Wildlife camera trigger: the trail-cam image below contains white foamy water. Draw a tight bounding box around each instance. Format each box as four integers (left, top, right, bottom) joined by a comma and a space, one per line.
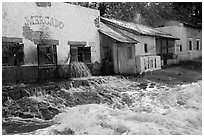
22, 81, 202, 135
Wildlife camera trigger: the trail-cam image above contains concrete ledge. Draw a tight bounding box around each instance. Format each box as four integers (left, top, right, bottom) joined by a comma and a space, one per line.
2, 66, 38, 85
3, 63, 101, 85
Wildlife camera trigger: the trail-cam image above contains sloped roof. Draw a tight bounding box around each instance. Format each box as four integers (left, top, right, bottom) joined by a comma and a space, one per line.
182, 21, 202, 29
101, 17, 180, 40
99, 22, 139, 44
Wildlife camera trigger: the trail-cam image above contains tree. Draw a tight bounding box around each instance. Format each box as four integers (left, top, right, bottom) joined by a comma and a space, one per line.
66, 2, 202, 26
173, 2, 202, 24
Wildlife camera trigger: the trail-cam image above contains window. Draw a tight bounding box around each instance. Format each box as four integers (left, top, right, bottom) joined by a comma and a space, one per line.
196, 39, 200, 50
180, 45, 182, 52
127, 47, 132, 59
70, 42, 91, 63
188, 38, 193, 50
2, 37, 24, 66
144, 44, 148, 53
78, 47, 91, 63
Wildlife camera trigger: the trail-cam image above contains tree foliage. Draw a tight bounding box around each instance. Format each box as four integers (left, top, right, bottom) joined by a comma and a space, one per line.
66, 2, 202, 26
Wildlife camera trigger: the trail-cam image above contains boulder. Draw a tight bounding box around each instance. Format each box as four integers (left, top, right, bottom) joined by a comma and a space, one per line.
39, 108, 54, 120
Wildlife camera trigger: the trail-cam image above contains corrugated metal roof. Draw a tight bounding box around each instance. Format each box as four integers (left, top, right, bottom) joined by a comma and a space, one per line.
101, 17, 180, 40
99, 22, 139, 44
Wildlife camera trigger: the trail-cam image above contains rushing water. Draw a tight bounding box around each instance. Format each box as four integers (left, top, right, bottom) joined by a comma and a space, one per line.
2, 76, 202, 135
2, 117, 53, 134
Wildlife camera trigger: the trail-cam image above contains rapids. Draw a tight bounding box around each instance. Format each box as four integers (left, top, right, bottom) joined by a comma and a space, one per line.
2, 75, 202, 135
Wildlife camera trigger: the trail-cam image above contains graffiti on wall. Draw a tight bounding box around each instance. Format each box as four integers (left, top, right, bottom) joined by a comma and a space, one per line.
25, 16, 64, 29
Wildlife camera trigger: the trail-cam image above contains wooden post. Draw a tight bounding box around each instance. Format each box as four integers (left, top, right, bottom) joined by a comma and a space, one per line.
37, 45, 40, 83
117, 44, 119, 74
160, 38, 162, 58
53, 45, 58, 79
166, 40, 169, 54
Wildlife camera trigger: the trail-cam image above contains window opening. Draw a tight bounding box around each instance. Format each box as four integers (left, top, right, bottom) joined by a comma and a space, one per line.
196, 39, 200, 50
2, 41, 24, 66
144, 44, 148, 53
180, 45, 182, 52
188, 39, 193, 50
127, 47, 132, 59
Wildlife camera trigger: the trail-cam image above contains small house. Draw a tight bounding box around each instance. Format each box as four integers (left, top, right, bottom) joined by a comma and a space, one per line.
99, 17, 179, 74
99, 22, 139, 74
154, 20, 202, 62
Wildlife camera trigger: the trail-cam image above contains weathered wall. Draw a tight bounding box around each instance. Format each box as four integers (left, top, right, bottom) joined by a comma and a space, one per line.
186, 27, 202, 59
115, 29, 157, 56
100, 33, 136, 74
134, 35, 156, 56
156, 26, 189, 61
156, 25, 202, 61
2, 66, 38, 84
2, 2, 100, 65
99, 33, 115, 74
99, 33, 115, 62
156, 26, 185, 54
117, 44, 136, 74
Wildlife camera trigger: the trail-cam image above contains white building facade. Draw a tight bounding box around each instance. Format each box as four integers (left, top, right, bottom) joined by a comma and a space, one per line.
155, 20, 202, 62
2, 2, 101, 65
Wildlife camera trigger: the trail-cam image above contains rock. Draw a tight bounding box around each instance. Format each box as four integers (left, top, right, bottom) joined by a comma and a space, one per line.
8, 89, 30, 100
138, 83, 148, 89
39, 108, 54, 120
21, 89, 30, 97
177, 73, 181, 75
17, 111, 34, 118
81, 80, 89, 86
2, 108, 8, 117
43, 85, 58, 90
111, 92, 122, 98
54, 128, 75, 135
121, 93, 132, 106
149, 83, 155, 88
176, 94, 188, 105
8, 89, 22, 100
19, 83, 26, 87
47, 107, 60, 116
2, 92, 9, 102
177, 100, 185, 105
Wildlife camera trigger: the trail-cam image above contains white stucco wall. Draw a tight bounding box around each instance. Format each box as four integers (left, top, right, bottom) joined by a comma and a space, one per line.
156, 25, 202, 61
156, 26, 186, 54
2, 2, 100, 65
186, 27, 202, 59
134, 35, 156, 56
114, 29, 157, 56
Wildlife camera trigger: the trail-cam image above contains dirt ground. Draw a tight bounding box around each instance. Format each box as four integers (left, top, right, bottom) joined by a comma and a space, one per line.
2, 61, 202, 135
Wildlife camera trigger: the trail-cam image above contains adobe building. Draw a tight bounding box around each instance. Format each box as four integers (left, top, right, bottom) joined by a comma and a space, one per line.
154, 20, 202, 62
99, 17, 179, 74
2, 2, 100, 84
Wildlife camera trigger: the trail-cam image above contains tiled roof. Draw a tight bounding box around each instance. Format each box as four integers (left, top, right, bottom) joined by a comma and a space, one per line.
101, 17, 180, 40
99, 22, 139, 44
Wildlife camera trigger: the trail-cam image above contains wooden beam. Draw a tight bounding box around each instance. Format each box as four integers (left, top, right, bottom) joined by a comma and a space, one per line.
68, 41, 86, 45
34, 39, 59, 45
166, 40, 169, 53
2, 37, 23, 43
